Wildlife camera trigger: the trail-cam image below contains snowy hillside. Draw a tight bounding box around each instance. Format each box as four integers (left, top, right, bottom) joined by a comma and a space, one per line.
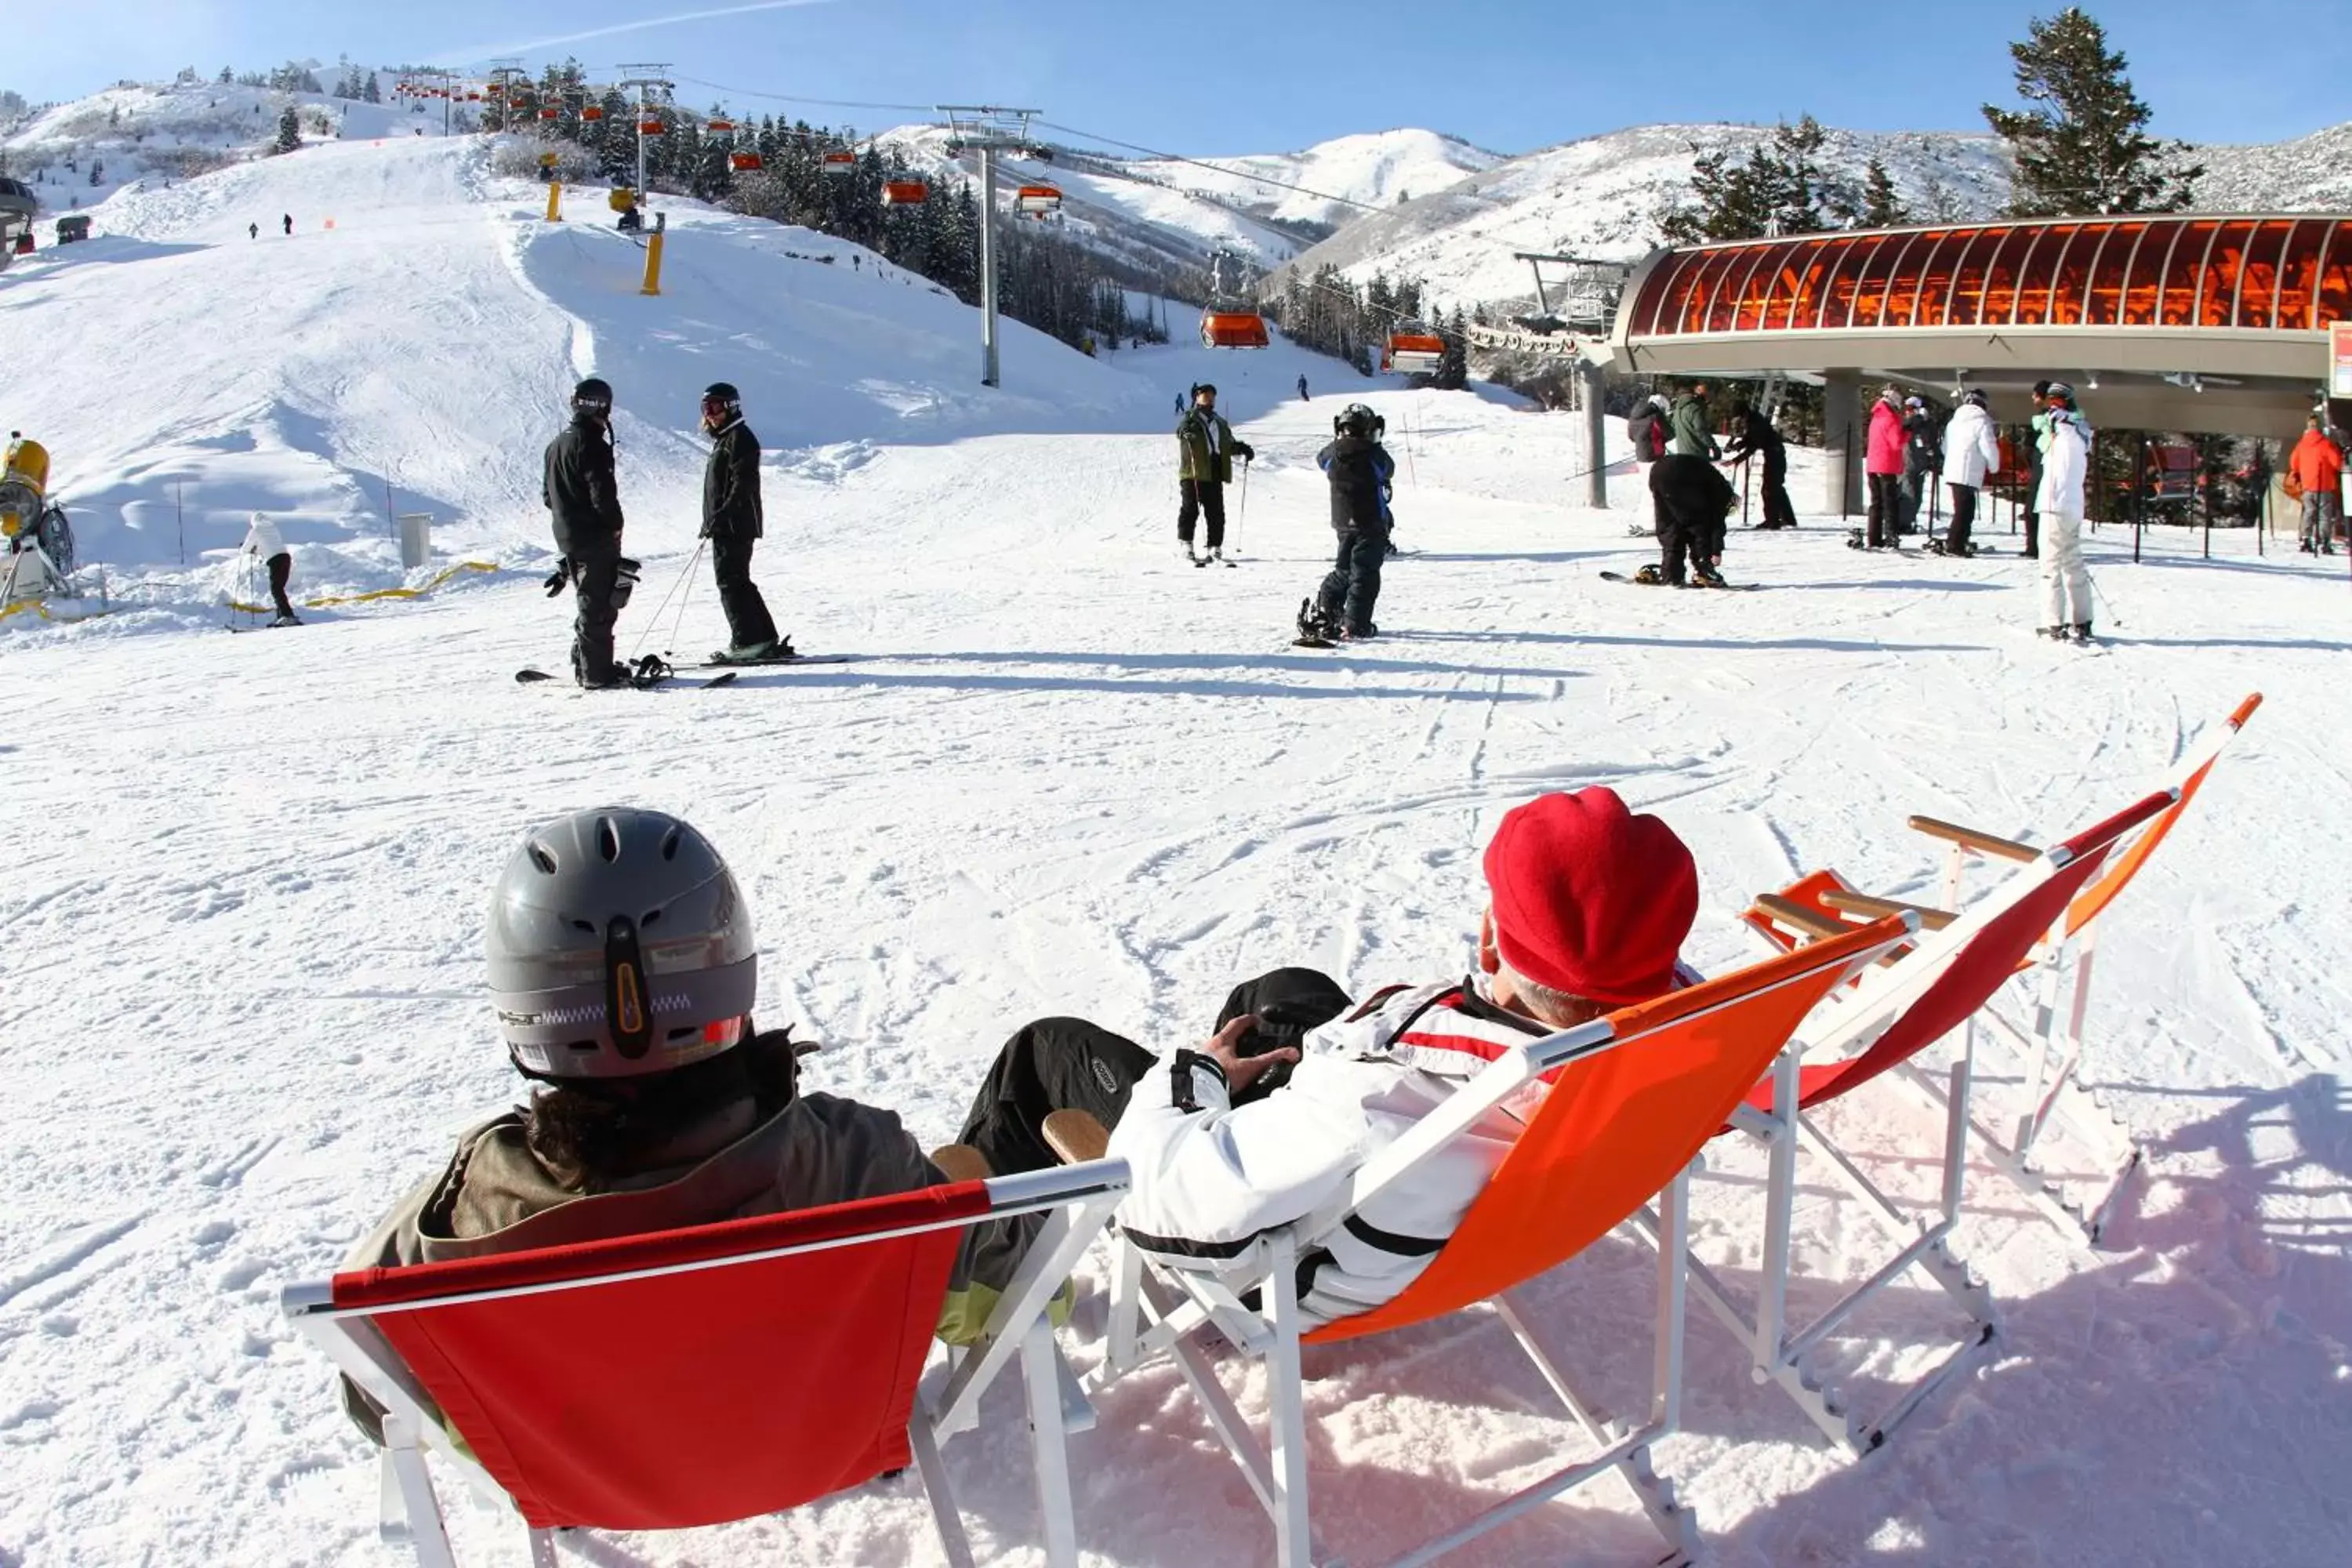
1276, 122, 2016, 311
0, 129, 1353, 626
1122, 128, 1504, 229
2195, 121, 2352, 212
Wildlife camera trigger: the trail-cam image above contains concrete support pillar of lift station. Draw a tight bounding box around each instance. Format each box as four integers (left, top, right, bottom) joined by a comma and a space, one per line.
1822, 369, 1863, 517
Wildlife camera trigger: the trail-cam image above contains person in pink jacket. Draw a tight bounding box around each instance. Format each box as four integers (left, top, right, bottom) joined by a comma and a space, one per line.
1861, 385, 1907, 550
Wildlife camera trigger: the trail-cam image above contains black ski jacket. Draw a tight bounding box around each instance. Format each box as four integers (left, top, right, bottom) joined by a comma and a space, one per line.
543, 413, 624, 556
702, 419, 764, 541
1317, 434, 1395, 532
1649, 453, 1737, 520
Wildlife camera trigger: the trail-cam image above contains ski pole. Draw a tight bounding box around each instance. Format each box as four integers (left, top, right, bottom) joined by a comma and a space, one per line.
1235, 459, 1250, 557
626, 544, 699, 662
664, 539, 705, 655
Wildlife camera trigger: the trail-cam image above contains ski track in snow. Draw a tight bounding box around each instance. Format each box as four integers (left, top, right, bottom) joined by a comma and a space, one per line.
3, 136, 2352, 1568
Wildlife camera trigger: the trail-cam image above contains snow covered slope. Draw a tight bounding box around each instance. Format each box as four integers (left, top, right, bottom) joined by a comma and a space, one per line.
1122, 128, 1504, 228
0, 130, 1352, 620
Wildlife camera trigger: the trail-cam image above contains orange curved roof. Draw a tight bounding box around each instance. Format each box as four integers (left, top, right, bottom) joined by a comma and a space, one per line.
1625, 215, 2352, 340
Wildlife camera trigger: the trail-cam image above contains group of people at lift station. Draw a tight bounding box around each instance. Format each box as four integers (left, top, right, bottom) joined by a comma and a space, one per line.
1167, 382, 1399, 648
540, 377, 786, 688
341, 783, 1699, 1415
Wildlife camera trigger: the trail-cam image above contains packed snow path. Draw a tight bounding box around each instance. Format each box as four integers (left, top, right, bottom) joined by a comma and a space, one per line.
5, 138, 2351, 1568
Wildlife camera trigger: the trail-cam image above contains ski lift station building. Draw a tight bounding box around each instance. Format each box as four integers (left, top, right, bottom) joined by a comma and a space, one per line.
1605, 212, 2352, 510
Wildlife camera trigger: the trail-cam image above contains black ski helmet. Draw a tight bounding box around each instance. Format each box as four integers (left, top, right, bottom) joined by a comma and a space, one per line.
702, 382, 741, 409
487, 808, 758, 1082
1192, 382, 1217, 400
572, 377, 613, 414
1335, 402, 1383, 438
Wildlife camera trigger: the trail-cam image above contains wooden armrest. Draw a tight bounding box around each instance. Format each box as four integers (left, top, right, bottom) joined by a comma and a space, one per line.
1751, 892, 1851, 942
1042, 1109, 1112, 1166
1820, 888, 1958, 931
1906, 814, 2039, 863
929, 1144, 993, 1184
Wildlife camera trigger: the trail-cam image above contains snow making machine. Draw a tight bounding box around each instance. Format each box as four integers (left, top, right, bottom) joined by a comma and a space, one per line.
0, 177, 38, 270
1, 434, 76, 603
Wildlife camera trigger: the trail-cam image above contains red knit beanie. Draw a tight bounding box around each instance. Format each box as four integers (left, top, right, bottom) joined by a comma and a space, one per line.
1483, 788, 1699, 1007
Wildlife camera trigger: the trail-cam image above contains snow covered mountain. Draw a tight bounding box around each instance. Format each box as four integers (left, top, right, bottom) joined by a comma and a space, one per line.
1119, 128, 1504, 230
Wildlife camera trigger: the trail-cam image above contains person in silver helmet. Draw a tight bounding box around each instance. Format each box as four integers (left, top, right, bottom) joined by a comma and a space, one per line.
343, 808, 945, 1270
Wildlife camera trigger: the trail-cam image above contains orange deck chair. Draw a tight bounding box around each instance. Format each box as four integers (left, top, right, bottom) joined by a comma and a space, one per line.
1750, 693, 2260, 1239
285, 1162, 1129, 1568
1668, 789, 2175, 1453
1076, 915, 1914, 1568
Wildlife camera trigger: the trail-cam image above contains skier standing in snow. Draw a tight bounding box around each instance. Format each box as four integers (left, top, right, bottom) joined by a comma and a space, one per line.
281, 213, 292, 236
1625, 394, 1671, 537
1936, 389, 2001, 557
1898, 396, 1940, 535
1174, 383, 1253, 566
1297, 374, 1310, 401
1642, 455, 1735, 587
543, 377, 632, 688
699, 383, 783, 662
945, 787, 1702, 1329
2021, 379, 2052, 558
242, 512, 299, 626
1861, 386, 1907, 549
2290, 412, 2343, 555
1302, 403, 1395, 640
1723, 401, 1795, 529
2034, 382, 2096, 641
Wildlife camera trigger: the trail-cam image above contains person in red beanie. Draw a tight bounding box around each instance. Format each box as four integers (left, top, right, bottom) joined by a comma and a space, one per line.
949, 786, 1700, 1328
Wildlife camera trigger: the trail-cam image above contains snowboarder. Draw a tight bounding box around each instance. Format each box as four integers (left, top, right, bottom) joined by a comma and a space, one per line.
944, 787, 1702, 1330
543, 376, 633, 688
1668, 383, 1721, 459
248, 222, 258, 240
1936, 390, 2001, 557
1724, 402, 1795, 529
281, 213, 292, 236
332, 806, 1006, 1425
2034, 382, 2096, 642
699, 383, 783, 662
1643, 454, 1735, 587
1862, 385, 1906, 549
1303, 403, 1395, 641
242, 511, 299, 625
1899, 396, 1940, 534
1297, 374, 1309, 401
1175, 383, 1253, 566
2290, 412, 2343, 554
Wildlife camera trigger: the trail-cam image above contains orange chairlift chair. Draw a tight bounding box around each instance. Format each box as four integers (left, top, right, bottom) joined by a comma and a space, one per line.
1064, 916, 1914, 1567
1383, 324, 1447, 376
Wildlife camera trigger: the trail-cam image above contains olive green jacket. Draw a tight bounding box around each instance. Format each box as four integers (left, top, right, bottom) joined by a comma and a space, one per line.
1177, 408, 1251, 483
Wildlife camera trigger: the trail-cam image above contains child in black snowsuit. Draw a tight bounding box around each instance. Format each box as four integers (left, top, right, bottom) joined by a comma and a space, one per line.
1308, 405, 1397, 639
1645, 455, 1736, 586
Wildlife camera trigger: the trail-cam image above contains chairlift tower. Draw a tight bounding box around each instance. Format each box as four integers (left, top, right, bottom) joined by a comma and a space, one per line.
615, 65, 676, 202
938, 106, 1047, 388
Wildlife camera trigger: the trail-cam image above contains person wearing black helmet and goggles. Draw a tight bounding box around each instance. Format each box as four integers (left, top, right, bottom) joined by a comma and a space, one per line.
699, 383, 784, 663
543, 377, 634, 688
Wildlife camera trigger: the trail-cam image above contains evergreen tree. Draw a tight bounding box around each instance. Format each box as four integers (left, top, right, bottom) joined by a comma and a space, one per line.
363, 72, 381, 105
1436, 307, 1469, 390
1984, 6, 2201, 216
274, 106, 300, 154
1857, 158, 1910, 227
1659, 117, 1839, 244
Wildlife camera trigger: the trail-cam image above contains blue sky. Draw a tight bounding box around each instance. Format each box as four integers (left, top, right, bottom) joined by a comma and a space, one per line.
12, 1, 2348, 156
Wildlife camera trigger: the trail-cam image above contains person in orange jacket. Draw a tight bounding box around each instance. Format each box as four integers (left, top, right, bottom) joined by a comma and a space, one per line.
2290, 413, 2345, 555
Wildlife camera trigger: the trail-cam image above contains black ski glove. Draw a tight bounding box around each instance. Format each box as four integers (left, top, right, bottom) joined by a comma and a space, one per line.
543, 557, 572, 597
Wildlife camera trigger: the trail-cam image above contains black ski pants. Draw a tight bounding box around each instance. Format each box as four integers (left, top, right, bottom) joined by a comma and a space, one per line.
1177, 478, 1227, 550
266, 552, 294, 619
1759, 457, 1797, 528
709, 532, 778, 650
1865, 472, 1903, 547
568, 541, 622, 685
1656, 503, 1708, 583
1316, 526, 1387, 634
953, 967, 1355, 1180
1946, 482, 1979, 554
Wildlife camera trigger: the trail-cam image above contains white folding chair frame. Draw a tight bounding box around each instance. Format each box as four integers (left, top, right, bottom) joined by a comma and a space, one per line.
282, 1160, 1131, 1568
1087, 940, 1907, 1568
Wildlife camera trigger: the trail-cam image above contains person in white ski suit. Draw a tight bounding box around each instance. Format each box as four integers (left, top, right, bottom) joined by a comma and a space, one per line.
1939, 390, 2002, 556
2034, 382, 2095, 637
951, 788, 1701, 1329
241, 512, 299, 625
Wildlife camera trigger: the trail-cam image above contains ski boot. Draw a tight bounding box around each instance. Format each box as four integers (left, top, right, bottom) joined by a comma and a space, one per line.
2034, 625, 2069, 641
1295, 598, 1338, 648
1693, 564, 1729, 589
711, 637, 779, 665
1207, 547, 1227, 566
2067, 622, 2095, 645
1846, 528, 1867, 551
268, 611, 303, 627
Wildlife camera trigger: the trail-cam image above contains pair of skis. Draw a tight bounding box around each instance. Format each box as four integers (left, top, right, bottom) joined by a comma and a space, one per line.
515, 652, 858, 690
1597, 570, 1761, 592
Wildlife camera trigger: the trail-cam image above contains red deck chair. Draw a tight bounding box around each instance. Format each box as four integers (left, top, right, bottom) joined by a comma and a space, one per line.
1681, 789, 2173, 1452
1759, 694, 2263, 1239
1085, 915, 1914, 1567
284, 1163, 1129, 1568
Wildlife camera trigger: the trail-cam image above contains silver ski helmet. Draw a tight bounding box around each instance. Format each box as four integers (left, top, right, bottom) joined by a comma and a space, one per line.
487, 808, 757, 1081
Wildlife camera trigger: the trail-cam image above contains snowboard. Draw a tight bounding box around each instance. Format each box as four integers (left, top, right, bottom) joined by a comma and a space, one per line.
1292, 636, 1338, 649
1599, 570, 1760, 591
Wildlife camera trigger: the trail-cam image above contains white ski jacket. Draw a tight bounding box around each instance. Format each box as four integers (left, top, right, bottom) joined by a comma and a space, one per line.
1104, 979, 1552, 1327
2037, 412, 2092, 519
242, 514, 287, 560
1941, 404, 2001, 488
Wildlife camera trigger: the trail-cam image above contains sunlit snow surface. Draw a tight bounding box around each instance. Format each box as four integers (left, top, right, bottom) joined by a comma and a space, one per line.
2, 133, 2348, 1568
